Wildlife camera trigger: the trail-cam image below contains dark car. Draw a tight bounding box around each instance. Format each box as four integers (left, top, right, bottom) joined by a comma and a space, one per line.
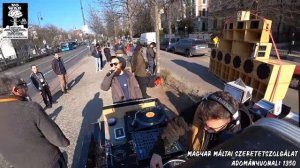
160, 37, 180, 51
174, 38, 209, 57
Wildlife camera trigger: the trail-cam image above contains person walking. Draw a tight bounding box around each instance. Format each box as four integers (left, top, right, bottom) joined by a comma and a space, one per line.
146, 43, 156, 75
103, 47, 112, 63
131, 44, 150, 98
52, 53, 69, 94
101, 56, 142, 103
0, 73, 70, 168
92, 43, 103, 71
30, 65, 55, 108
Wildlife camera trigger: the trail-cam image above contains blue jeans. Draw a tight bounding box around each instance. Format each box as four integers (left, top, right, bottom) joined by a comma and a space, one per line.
95, 58, 102, 71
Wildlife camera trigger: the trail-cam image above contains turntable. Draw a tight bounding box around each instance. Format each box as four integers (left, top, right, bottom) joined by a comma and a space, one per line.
125, 106, 167, 132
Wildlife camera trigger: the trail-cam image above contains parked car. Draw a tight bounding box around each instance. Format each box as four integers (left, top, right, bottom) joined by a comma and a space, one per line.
174, 38, 209, 57
289, 64, 300, 88
160, 37, 180, 51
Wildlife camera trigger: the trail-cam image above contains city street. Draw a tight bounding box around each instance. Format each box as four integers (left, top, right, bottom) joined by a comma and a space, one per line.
158, 50, 299, 113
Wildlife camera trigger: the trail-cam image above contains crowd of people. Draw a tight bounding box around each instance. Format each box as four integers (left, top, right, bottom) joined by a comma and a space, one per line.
0, 39, 253, 168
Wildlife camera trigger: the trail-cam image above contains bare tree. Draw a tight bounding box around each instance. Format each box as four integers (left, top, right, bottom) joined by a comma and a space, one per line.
87, 6, 106, 38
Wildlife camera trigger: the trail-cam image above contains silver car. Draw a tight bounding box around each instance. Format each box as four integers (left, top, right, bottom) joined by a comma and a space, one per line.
174, 39, 208, 57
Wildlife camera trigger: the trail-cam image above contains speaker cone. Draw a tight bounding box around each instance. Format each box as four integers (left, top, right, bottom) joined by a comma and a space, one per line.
243, 59, 254, 73
224, 53, 231, 64
211, 49, 216, 58
257, 63, 271, 80
233, 56, 241, 68
217, 51, 223, 61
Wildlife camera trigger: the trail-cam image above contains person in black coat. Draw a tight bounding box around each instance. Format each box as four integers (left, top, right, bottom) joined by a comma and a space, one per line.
52, 53, 69, 93
103, 47, 112, 62
146, 43, 156, 75
30, 65, 54, 108
91, 43, 103, 71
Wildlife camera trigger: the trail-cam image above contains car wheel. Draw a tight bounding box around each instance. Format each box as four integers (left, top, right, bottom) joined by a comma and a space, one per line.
185, 50, 192, 57
289, 76, 299, 89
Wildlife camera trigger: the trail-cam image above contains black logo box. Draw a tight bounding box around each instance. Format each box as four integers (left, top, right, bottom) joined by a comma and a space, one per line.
3, 3, 28, 28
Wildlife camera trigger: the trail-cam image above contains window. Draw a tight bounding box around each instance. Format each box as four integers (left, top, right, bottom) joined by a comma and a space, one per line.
202, 8, 206, 16
203, 0, 206, 4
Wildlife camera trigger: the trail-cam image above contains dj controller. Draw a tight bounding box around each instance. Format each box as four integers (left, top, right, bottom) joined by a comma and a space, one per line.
104, 106, 186, 168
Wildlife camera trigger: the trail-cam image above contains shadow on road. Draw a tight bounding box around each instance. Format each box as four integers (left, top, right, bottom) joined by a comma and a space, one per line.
72, 92, 103, 168
49, 106, 63, 121
171, 59, 223, 89
165, 90, 201, 115
68, 72, 85, 89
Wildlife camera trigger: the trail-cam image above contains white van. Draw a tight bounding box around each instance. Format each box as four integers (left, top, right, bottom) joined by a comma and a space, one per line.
139, 32, 156, 46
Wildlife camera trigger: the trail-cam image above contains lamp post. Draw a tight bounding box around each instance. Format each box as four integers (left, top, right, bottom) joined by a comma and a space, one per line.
185, 26, 187, 37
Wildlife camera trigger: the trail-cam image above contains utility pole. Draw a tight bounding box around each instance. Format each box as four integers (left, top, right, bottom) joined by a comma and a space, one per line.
80, 0, 86, 25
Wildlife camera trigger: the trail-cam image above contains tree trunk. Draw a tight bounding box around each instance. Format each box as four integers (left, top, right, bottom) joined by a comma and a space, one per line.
154, 0, 160, 75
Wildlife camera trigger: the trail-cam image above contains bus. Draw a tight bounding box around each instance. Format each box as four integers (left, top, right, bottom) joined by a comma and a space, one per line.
60, 41, 77, 52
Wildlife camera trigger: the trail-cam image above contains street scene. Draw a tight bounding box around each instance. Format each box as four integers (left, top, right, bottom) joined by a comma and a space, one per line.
0, 0, 300, 168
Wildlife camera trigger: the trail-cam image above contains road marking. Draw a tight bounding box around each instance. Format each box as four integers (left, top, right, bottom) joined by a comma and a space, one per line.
17, 49, 81, 75
27, 48, 88, 86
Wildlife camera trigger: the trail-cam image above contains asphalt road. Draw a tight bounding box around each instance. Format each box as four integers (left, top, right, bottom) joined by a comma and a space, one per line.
159, 49, 299, 113
0, 46, 90, 102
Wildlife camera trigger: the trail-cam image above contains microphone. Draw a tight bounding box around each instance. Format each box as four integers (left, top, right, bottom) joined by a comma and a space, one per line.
106, 70, 114, 77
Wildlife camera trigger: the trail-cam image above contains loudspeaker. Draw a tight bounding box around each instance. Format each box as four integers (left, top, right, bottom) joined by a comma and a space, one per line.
224, 53, 232, 65
211, 48, 217, 59
247, 19, 272, 30
231, 41, 254, 58
218, 39, 232, 53
217, 50, 223, 62
243, 59, 254, 74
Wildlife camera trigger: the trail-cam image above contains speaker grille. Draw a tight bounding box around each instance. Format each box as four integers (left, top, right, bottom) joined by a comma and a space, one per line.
257, 63, 271, 80
211, 49, 216, 58
224, 53, 231, 64
233, 56, 241, 68
217, 51, 223, 61
243, 59, 254, 73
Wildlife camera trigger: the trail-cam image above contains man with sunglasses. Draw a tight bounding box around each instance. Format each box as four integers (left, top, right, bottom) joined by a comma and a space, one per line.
0, 73, 70, 168
150, 91, 252, 168
101, 56, 142, 103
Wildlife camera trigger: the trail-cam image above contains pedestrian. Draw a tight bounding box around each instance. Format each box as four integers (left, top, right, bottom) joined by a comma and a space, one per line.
103, 47, 112, 63
52, 53, 69, 94
0, 73, 70, 168
92, 43, 103, 71
213, 35, 219, 48
150, 91, 252, 168
30, 65, 55, 108
131, 44, 150, 98
101, 56, 142, 103
288, 32, 295, 54
146, 43, 156, 75
114, 39, 126, 55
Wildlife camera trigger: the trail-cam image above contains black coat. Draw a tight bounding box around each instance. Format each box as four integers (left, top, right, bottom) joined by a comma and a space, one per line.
92, 48, 102, 58
51, 58, 66, 75
30, 72, 48, 91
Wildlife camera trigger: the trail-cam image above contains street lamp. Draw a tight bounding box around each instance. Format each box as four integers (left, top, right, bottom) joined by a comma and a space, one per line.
185, 26, 187, 37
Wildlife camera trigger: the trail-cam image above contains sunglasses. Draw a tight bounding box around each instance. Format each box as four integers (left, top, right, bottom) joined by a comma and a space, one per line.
110, 62, 119, 67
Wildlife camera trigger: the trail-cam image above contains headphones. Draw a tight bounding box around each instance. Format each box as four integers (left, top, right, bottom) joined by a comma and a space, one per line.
202, 93, 239, 121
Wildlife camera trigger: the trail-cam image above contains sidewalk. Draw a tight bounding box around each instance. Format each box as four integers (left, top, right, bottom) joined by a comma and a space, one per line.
41, 54, 175, 167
